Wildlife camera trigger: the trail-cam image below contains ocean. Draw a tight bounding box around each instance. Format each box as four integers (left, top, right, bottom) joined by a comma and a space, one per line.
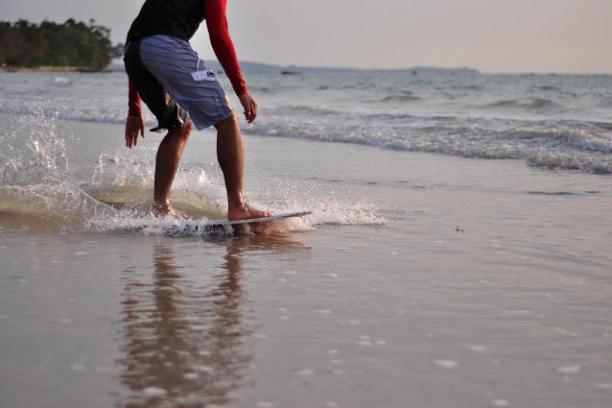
1, 66, 611, 408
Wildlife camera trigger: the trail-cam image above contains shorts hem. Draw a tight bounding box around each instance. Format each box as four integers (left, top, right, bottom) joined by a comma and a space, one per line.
192, 107, 234, 131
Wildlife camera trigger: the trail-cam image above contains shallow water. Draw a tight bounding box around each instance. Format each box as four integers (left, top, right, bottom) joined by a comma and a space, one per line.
1, 71, 612, 407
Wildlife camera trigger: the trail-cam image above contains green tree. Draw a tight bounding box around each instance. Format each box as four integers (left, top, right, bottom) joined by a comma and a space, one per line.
0, 18, 121, 70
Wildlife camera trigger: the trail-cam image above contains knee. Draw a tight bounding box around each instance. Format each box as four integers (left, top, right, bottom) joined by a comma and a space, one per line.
168, 121, 192, 143
215, 112, 239, 131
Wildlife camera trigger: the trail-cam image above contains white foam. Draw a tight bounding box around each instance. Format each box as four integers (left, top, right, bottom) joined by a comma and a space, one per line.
434, 360, 459, 369
194, 365, 213, 374
142, 387, 167, 398
557, 365, 580, 374
256, 402, 276, 408
491, 399, 509, 407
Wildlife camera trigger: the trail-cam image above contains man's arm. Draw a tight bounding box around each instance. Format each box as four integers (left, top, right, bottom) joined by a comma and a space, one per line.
128, 79, 143, 116
205, 0, 247, 96
125, 79, 145, 148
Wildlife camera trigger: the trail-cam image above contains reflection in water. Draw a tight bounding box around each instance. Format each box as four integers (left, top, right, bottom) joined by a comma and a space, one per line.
118, 234, 309, 407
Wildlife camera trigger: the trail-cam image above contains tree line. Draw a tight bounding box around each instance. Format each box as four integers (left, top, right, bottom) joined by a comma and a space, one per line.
0, 19, 123, 71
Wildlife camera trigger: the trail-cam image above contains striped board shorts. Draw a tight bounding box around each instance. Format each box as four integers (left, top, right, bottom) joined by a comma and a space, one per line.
124, 34, 233, 131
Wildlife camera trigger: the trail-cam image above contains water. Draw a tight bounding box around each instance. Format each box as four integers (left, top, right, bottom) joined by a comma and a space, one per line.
1, 67, 612, 408
2, 67, 612, 174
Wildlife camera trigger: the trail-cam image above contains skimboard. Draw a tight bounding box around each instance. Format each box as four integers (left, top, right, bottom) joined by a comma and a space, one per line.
209, 211, 311, 232
210, 211, 311, 226
162, 211, 312, 236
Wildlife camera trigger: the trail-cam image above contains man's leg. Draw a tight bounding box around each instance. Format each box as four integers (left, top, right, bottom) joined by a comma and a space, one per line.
153, 122, 193, 216
215, 113, 269, 221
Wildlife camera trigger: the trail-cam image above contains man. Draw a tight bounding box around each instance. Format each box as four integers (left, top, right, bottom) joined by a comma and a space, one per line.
124, 0, 268, 220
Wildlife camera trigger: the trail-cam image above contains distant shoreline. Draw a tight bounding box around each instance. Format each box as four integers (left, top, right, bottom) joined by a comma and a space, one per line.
0, 66, 107, 73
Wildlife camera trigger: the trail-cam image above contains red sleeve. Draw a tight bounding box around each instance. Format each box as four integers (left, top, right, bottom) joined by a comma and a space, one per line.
205, 0, 248, 96
128, 79, 142, 116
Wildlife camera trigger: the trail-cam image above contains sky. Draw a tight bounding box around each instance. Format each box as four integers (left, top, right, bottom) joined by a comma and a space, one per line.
1, 0, 611, 74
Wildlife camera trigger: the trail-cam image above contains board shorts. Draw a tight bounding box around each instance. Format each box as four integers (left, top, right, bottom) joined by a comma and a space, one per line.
124, 34, 233, 131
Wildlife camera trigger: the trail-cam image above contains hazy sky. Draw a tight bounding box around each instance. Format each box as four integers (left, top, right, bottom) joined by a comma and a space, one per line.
2, 0, 611, 73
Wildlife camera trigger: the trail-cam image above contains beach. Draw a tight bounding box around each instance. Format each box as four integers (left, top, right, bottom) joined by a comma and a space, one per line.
1, 70, 612, 408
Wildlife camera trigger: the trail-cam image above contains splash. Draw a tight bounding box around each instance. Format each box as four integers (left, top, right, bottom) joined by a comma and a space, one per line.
0, 108, 71, 185
0, 108, 385, 235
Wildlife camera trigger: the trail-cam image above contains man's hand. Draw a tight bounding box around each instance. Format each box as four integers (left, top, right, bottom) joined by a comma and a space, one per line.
125, 114, 145, 149
238, 92, 258, 123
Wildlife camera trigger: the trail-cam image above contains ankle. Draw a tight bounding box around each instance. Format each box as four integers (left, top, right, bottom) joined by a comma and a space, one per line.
227, 193, 246, 211
153, 199, 171, 212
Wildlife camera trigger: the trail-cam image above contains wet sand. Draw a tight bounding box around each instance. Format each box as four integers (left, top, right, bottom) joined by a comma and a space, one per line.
1, 118, 612, 407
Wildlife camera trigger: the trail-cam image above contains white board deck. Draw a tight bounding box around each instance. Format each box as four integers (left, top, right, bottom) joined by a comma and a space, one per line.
207, 211, 312, 227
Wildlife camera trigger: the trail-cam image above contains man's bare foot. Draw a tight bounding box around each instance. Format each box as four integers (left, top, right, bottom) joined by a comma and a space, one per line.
152, 201, 191, 219
227, 203, 270, 221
